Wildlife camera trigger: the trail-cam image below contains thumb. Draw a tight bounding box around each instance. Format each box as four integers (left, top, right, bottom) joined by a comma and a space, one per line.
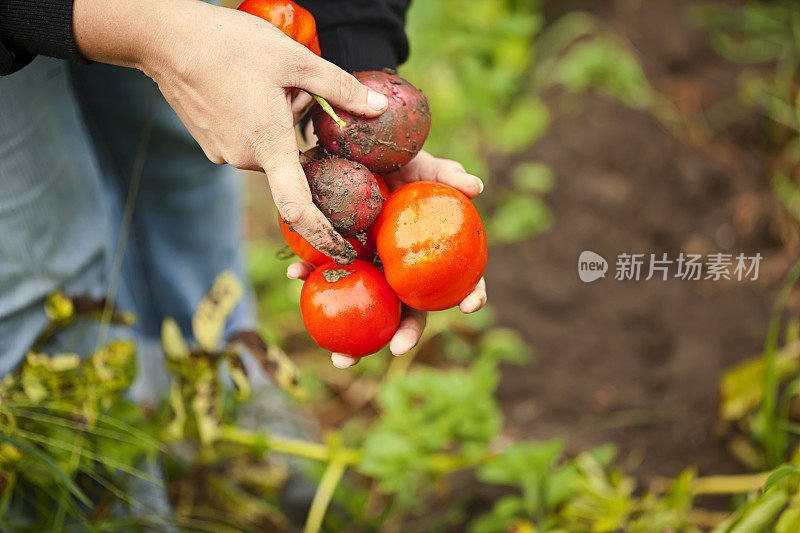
289, 50, 389, 118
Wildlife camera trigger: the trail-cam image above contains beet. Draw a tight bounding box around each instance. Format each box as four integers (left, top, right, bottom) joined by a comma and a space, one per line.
303, 154, 383, 238
312, 69, 431, 173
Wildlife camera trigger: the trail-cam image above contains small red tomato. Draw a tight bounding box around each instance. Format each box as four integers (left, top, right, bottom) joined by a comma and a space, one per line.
237, 0, 321, 55
300, 260, 401, 357
367, 175, 392, 244
279, 217, 375, 265
375, 174, 391, 200
374, 181, 487, 311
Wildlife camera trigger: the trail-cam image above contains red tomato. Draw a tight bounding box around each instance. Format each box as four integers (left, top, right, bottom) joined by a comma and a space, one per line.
366, 175, 392, 244
279, 217, 375, 265
300, 260, 401, 357
374, 182, 487, 311
237, 0, 321, 55
375, 174, 391, 200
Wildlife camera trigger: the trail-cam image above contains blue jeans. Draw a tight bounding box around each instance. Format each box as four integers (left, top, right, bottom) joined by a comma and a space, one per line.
0, 57, 254, 393
1, 56, 319, 525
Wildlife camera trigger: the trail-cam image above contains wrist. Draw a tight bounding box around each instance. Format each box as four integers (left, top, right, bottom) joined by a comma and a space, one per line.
72, 0, 179, 72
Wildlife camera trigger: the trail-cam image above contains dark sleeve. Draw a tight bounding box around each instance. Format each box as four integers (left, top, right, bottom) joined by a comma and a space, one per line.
295, 0, 411, 72
0, 0, 84, 76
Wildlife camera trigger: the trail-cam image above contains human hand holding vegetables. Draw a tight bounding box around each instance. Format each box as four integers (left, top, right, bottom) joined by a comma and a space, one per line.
287, 150, 488, 368
72, 0, 388, 264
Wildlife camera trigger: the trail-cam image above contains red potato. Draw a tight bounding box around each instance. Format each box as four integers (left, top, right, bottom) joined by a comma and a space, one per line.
303, 155, 383, 238
312, 69, 431, 173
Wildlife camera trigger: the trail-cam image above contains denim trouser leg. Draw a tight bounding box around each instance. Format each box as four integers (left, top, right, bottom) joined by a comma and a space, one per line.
69, 62, 315, 522
68, 62, 257, 402
1, 56, 313, 522
0, 58, 110, 375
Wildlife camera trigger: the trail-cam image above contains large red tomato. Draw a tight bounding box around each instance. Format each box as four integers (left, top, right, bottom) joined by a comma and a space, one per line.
374, 182, 487, 311
300, 260, 401, 357
279, 217, 375, 265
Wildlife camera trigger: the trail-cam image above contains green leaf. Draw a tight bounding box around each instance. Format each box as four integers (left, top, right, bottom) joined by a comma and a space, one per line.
557, 38, 652, 108
44, 292, 74, 322
469, 495, 527, 533
486, 96, 550, 153
724, 489, 789, 533
478, 328, 532, 365
512, 162, 555, 193
489, 195, 552, 244
0, 433, 91, 506
776, 493, 800, 533
718, 343, 800, 421
764, 464, 800, 492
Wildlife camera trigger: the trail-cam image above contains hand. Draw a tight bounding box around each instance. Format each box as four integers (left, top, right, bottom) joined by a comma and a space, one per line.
73, 0, 388, 265
286, 150, 488, 368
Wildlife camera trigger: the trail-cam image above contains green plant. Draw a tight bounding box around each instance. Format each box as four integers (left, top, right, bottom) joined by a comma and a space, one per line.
694, 2, 800, 238
0, 294, 162, 531
403, 2, 652, 245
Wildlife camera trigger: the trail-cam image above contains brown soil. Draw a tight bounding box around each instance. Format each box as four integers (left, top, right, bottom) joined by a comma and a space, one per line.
486, 0, 790, 480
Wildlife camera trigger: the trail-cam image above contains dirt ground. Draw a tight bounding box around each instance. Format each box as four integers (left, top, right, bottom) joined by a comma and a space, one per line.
487, 0, 789, 480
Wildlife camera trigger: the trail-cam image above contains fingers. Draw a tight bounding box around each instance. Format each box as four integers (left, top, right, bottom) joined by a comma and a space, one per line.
331, 353, 358, 369
390, 307, 428, 356
287, 50, 389, 118
254, 121, 356, 265
459, 277, 487, 313
291, 90, 314, 124
286, 260, 315, 280
384, 151, 484, 198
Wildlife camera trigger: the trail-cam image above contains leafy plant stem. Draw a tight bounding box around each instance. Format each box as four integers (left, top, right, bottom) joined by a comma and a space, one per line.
303, 458, 347, 533
758, 258, 800, 467
217, 425, 492, 473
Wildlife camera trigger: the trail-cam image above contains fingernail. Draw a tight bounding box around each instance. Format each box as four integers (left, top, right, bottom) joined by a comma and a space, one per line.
331, 353, 356, 368
368, 90, 388, 111
467, 174, 484, 194
461, 295, 479, 313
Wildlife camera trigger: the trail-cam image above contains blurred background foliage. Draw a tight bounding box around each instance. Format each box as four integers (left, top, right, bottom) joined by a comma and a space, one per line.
7, 0, 800, 532
401, 0, 652, 245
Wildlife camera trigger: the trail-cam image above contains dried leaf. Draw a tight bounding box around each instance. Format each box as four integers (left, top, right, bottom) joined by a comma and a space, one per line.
161, 318, 190, 361
227, 330, 305, 401
192, 271, 243, 352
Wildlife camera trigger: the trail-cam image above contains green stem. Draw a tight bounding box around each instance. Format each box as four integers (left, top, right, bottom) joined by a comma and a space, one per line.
217, 425, 490, 473
218, 425, 360, 464
311, 93, 346, 128
758, 258, 800, 466
304, 458, 347, 533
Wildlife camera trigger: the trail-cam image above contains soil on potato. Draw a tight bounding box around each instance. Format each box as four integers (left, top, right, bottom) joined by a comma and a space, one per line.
486, 0, 790, 481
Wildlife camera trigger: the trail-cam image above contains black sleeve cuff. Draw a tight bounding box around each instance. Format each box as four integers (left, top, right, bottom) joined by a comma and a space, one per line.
0, 0, 85, 76
318, 25, 401, 72
295, 0, 411, 73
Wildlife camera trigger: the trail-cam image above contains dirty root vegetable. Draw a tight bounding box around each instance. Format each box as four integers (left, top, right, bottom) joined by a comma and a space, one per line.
303, 155, 383, 238
312, 69, 431, 173
279, 217, 375, 265
374, 182, 487, 311
300, 260, 401, 357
